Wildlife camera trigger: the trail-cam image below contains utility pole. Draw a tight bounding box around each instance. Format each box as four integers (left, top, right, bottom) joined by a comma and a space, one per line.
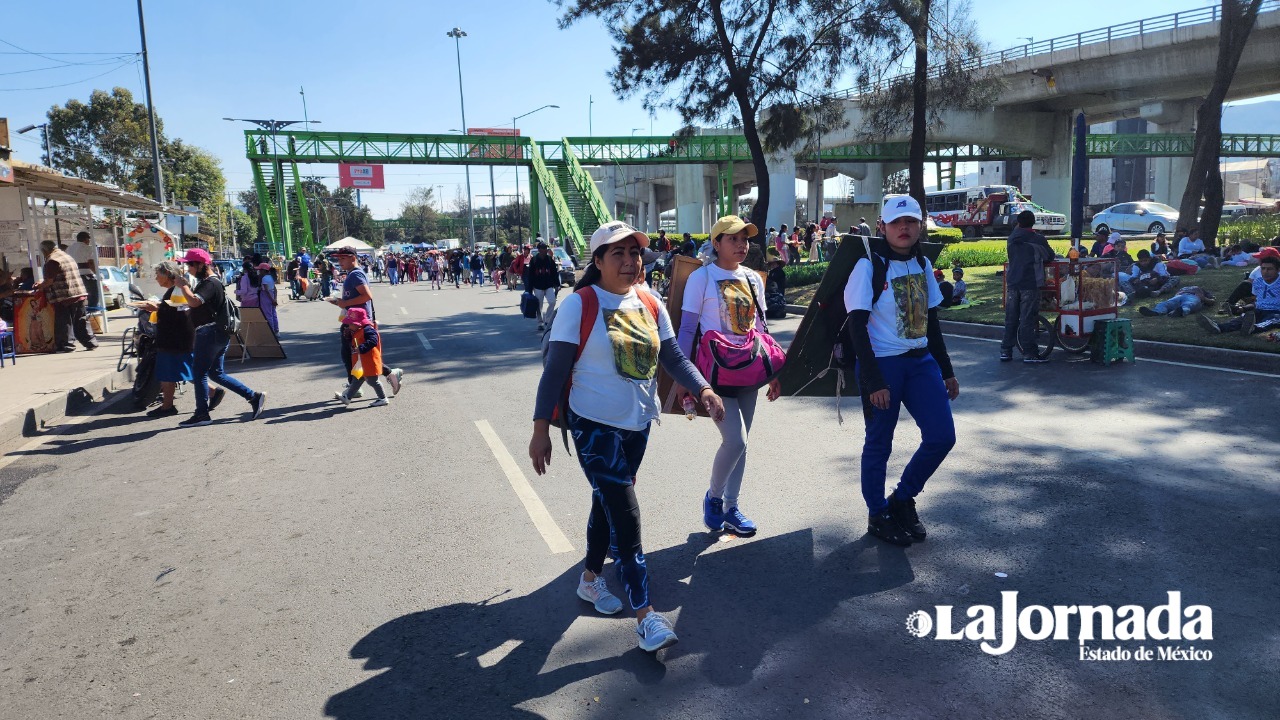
136, 0, 165, 204
448, 27, 477, 250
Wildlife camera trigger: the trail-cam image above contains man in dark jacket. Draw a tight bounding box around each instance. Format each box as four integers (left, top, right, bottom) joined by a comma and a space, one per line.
528, 241, 561, 330
1001, 210, 1054, 363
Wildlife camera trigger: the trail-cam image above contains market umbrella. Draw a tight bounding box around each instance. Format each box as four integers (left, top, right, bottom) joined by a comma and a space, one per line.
324, 236, 374, 252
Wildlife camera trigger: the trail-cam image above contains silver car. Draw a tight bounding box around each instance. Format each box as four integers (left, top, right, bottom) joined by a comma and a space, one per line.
97, 265, 132, 309
1091, 202, 1180, 235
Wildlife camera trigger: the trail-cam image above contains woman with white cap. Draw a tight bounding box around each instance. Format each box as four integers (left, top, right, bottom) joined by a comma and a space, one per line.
529, 220, 724, 653
678, 215, 781, 536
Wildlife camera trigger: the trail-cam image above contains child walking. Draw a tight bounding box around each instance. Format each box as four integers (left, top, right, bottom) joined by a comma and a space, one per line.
338, 307, 389, 407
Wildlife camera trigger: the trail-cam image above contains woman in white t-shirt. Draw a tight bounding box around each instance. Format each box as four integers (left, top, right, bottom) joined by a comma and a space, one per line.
677, 215, 781, 536
529, 221, 724, 654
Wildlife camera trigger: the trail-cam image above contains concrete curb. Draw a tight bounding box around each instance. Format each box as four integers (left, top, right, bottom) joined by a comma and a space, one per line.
939, 319, 1280, 374
776, 308, 1280, 374
0, 363, 137, 458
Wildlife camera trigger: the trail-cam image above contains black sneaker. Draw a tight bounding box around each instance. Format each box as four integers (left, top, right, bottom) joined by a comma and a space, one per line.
999, 350, 1013, 362
1138, 306, 1158, 317
208, 387, 227, 411
887, 495, 926, 541
1023, 356, 1049, 364
179, 413, 212, 428
146, 405, 178, 418
1197, 314, 1221, 334
249, 392, 267, 420
868, 511, 913, 546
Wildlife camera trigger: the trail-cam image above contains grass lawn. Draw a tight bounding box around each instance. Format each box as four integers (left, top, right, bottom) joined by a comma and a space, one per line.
786, 264, 1279, 355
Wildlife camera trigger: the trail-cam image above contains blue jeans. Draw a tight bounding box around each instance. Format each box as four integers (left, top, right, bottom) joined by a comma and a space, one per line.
857, 353, 956, 515
1154, 294, 1203, 315
192, 325, 257, 415
568, 409, 651, 612
1185, 255, 1213, 268
472, 269, 484, 285
387, 268, 399, 285
321, 277, 332, 297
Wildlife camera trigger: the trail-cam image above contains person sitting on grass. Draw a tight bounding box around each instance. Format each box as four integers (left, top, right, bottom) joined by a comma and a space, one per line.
1199, 255, 1280, 335
1177, 228, 1220, 269
1137, 285, 1215, 318
1089, 229, 1110, 258
1221, 247, 1279, 314
1121, 250, 1179, 299
1103, 238, 1134, 271
1220, 245, 1252, 267
937, 267, 967, 307
1150, 233, 1175, 260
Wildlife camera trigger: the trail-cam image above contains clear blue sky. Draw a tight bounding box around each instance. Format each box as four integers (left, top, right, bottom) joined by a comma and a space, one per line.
2, 0, 1274, 219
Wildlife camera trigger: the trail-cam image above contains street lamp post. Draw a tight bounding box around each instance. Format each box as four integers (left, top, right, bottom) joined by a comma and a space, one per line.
447, 27, 477, 250
511, 104, 559, 247
223, 118, 321, 258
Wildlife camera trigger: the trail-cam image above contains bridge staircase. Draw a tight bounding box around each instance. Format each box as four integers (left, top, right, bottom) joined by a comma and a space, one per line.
250, 159, 314, 255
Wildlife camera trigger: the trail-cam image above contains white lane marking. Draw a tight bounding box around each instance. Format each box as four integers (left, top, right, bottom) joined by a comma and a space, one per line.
473, 420, 573, 554
943, 333, 1280, 379
391, 293, 398, 299
399, 307, 408, 315
417, 332, 433, 351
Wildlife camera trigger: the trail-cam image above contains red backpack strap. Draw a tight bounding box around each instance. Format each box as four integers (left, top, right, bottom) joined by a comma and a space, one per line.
636, 288, 661, 323
574, 286, 598, 360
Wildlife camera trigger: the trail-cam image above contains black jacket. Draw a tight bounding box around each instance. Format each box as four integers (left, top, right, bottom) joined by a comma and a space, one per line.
1006, 227, 1053, 291
528, 254, 560, 291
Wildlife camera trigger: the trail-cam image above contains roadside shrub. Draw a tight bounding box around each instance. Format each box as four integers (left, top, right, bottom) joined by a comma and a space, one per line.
1219, 214, 1280, 245
647, 233, 709, 244
784, 262, 829, 287
936, 239, 1076, 268
928, 227, 964, 244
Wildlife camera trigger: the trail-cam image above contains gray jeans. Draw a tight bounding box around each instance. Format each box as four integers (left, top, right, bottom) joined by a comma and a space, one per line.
1001, 287, 1040, 356
710, 388, 759, 509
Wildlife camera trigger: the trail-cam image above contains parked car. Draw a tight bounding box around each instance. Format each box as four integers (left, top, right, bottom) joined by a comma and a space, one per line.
1090, 202, 1180, 235
97, 266, 131, 309
552, 247, 578, 286
214, 259, 239, 285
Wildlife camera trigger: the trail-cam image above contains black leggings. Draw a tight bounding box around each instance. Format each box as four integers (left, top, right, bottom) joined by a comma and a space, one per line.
1228, 280, 1253, 307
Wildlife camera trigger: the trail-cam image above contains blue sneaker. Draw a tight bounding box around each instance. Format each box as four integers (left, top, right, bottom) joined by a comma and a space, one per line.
723, 505, 757, 535
702, 492, 724, 531
636, 611, 678, 652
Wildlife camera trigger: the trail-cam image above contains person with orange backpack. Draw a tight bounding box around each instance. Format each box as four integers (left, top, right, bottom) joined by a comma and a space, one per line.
337, 307, 388, 407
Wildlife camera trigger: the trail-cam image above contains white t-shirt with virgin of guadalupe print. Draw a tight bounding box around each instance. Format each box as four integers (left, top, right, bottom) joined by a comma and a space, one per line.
682, 263, 767, 342
844, 255, 943, 358
550, 286, 676, 432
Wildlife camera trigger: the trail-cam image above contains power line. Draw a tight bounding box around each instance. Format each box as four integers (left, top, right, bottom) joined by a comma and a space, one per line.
0, 58, 137, 92
0, 54, 137, 76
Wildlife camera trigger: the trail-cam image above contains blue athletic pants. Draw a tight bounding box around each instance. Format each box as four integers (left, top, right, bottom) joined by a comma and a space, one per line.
857, 352, 956, 515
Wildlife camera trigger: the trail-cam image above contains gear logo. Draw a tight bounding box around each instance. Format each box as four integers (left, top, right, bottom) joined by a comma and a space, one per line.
905, 610, 933, 638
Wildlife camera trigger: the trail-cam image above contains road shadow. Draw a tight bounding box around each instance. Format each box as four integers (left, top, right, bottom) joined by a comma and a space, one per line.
323, 528, 912, 719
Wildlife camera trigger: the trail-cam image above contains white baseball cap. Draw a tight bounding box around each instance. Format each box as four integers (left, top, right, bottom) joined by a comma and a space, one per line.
589, 221, 650, 254
881, 194, 923, 224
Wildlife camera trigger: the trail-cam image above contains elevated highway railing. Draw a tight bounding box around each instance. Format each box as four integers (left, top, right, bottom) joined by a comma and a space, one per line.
823, 0, 1280, 100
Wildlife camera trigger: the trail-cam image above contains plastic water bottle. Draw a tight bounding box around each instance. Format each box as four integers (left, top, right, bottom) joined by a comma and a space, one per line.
682, 394, 697, 420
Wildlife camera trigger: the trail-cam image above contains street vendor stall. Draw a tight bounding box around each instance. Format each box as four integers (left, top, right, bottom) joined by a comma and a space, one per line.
1003, 255, 1119, 358
0, 159, 191, 354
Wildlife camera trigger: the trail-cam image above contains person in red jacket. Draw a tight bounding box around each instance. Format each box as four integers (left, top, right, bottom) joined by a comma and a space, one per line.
338, 307, 388, 407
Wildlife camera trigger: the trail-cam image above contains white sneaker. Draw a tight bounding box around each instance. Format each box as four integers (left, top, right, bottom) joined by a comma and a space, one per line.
636, 611, 678, 652
388, 368, 403, 396
370, 398, 390, 407
334, 391, 350, 406
339, 386, 364, 400
576, 572, 623, 615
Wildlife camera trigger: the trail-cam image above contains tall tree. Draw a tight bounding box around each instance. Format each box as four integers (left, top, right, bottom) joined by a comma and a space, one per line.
1177, 0, 1265, 245
552, 0, 892, 248
46, 87, 155, 188
862, 0, 996, 209
400, 187, 439, 239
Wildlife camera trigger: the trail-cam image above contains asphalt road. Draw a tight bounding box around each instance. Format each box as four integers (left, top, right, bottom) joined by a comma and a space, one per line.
1, 277, 1276, 719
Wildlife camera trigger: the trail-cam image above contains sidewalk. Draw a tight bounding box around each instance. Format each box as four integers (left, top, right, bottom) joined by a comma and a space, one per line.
0, 308, 137, 456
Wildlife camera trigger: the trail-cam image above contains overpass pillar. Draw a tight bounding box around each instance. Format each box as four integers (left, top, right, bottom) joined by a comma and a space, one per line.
1144, 100, 1198, 209
805, 174, 823, 225
602, 166, 618, 218
1024, 113, 1073, 217
675, 165, 706, 233
851, 163, 885, 203
647, 184, 659, 230
766, 153, 797, 231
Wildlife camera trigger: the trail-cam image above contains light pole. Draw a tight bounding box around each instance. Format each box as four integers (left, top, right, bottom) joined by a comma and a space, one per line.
136, 0, 165, 204
223, 118, 321, 258
631, 128, 644, 136
511, 104, 559, 246
447, 27, 477, 250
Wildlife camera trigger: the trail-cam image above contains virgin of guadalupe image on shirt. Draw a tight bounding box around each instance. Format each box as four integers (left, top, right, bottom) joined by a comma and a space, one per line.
604, 307, 659, 381
717, 279, 754, 335
892, 273, 929, 339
